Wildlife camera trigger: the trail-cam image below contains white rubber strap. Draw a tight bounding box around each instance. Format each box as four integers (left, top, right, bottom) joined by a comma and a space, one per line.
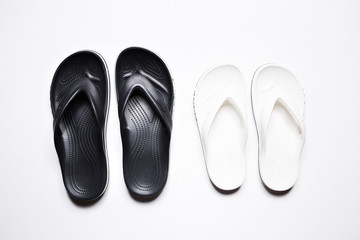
201, 92, 247, 150
260, 93, 304, 143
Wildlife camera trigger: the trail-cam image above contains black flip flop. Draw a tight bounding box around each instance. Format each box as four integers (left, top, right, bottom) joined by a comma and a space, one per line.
50, 51, 109, 201
116, 47, 174, 199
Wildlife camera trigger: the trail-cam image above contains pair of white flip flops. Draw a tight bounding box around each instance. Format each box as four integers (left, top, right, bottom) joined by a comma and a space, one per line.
194, 64, 305, 192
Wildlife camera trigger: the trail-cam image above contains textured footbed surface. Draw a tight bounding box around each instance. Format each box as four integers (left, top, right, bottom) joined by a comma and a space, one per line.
116, 48, 173, 199
50, 52, 108, 201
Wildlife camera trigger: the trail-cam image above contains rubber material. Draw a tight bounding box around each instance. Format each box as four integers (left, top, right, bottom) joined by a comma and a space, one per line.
116, 47, 174, 199
251, 64, 305, 192
50, 51, 109, 201
194, 65, 248, 191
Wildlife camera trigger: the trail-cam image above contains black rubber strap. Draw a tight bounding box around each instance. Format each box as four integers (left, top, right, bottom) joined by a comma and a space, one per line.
53, 76, 103, 134
118, 74, 172, 131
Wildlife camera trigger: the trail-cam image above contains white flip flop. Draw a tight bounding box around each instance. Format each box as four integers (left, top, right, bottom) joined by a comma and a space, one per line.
194, 65, 248, 191
251, 64, 305, 192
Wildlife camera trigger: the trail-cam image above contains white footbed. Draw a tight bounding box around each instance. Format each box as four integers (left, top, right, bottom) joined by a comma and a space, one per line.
194, 65, 248, 191
251, 64, 305, 191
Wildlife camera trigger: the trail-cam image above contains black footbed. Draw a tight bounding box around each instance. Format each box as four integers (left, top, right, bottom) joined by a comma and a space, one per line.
116, 47, 174, 199
50, 51, 109, 201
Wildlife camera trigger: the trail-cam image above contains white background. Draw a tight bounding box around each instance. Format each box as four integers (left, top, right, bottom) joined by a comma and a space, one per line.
1, 0, 359, 239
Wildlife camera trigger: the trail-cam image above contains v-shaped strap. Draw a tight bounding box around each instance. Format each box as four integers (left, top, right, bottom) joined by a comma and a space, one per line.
259, 93, 305, 143
118, 74, 172, 131
201, 91, 247, 149
53, 76, 103, 135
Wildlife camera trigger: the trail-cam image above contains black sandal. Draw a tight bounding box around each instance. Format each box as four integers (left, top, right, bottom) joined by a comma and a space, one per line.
50, 51, 109, 201
116, 47, 174, 199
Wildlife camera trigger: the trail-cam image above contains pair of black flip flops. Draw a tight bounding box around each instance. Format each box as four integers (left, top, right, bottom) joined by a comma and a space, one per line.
50, 47, 174, 201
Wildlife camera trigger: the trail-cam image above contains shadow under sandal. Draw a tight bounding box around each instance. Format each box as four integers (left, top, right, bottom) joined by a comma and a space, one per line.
116, 47, 174, 199
50, 51, 109, 201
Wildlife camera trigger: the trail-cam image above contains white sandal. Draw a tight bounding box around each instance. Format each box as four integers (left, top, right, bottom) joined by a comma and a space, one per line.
251, 64, 305, 192
194, 65, 248, 191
